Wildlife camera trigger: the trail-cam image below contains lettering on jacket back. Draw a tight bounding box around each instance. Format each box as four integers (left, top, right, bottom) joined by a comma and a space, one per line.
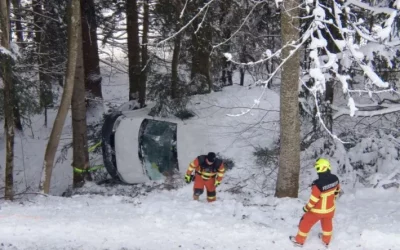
322, 180, 338, 191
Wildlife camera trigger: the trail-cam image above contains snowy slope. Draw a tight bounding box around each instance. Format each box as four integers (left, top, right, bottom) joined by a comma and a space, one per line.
1, 186, 400, 250
1, 61, 400, 250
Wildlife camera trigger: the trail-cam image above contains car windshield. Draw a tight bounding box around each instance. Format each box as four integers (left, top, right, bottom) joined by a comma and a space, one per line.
139, 119, 178, 180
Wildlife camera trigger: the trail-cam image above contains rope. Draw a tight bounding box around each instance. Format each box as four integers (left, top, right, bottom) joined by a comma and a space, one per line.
74, 141, 104, 174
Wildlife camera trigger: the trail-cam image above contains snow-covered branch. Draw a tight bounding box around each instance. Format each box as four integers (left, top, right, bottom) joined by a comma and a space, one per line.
332, 103, 400, 119
226, 24, 313, 117
180, 0, 190, 19
155, 0, 217, 46
194, 5, 209, 34
343, 0, 395, 15
300, 79, 349, 144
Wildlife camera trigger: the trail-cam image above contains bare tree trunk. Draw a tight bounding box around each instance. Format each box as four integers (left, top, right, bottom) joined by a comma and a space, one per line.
1, 0, 14, 200
190, 18, 212, 93
170, 0, 183, 99
139, 0, 149, 107
81, 0, 102, 100
40, 0, 80, 194
218, 0, 232, 87
126, 0, 141, 101
322, 0, 341, 133
239, 68, 245, 86
11, 0, 23, 131
324, 80, 334, 131
13, 106, 22, 131
33, 0, 52, 127
72, 10, 90, 188
275, 0, 301, 198
171, 32, 181, 99
239, 40, 247, 86
11, 0, 23, 43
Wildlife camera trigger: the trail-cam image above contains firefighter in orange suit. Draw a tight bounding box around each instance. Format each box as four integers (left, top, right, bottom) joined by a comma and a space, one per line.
290, 158, 340, 247
184, 152, 225, 202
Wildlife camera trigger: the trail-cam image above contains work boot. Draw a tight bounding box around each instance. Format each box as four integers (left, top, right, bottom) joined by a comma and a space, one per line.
318, 233, 329, 248
193, 195, 199, 201
289, 236, 303, 247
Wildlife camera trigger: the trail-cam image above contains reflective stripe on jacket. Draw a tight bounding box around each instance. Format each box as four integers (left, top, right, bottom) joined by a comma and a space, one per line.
186, 156, 225, 181
305, 173, 340, 214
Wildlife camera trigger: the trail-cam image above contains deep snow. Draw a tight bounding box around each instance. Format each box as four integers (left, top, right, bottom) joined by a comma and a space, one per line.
1, 59, 400, 250
1, 186, 400, 250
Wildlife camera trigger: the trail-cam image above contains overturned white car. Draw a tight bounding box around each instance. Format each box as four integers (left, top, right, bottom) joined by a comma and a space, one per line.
101, 104, 208, 184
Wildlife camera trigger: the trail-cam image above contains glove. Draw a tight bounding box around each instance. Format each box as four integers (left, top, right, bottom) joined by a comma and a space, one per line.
214, 180, 221, 187
184, 174, 191, 184
302, 206, 308, 213
334, 189, 341, 199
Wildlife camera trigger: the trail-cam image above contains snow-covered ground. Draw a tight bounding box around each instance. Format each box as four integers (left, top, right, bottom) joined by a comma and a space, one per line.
1, 186, 400, 250
1, 62, 400, 250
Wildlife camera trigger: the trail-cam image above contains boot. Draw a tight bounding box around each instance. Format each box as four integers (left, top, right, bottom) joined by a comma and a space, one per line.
289, 236, 303, 247
318, 233, 329, 248
193, 195, 199, 201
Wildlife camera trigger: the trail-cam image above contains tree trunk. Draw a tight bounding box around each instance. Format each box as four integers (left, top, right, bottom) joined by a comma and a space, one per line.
139, 0, 149, 107
322, 0, 341, 133
239, 39, 247, 86
239, 68, 245, 86
1, 0, 14, 200
171, 0, 184, 99
11, 0, 23, 44
126, 0, 141, 101
190, 31, 212, 92
42, 0, 67, 90
81, 0, 102, 100
221, 29, 232, 86
324, 80, 334, 132
218, 0, 231, 87
13, 106, 22, 131
72, 8, 90, 188
171, 32, 181, 99
190, 5, 212, 93
11, 0, 23, 131
40, 0, 80, 194
33, 0, 52, 126
275, 0, 301, 198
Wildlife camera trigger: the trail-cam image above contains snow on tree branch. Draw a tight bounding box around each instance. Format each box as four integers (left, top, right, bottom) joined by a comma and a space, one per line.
305, 0, 399, 121
226, 25, 313, 117
194, 6, 209, 34
394, 0, 400, 9
300, 79, 349, 144
180, 0, 190, 19
0, 46, 13, 56
0, 45, 17, 60
155, 0, 217, 46
343, 0, 395, 15
224, 0, 400, 142
332, 103, 400, 119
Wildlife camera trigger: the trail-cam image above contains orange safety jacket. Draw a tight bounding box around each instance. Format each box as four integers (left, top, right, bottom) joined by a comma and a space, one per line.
186, 155, 225, 182
304, 173, 340, 215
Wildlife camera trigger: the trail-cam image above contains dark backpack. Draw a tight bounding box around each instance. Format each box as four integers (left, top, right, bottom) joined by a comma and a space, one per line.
198, 155, 222, 172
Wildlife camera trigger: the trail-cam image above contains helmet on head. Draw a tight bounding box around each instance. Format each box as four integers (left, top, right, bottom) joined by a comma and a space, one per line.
314, 158, 331, 173
206, 152, 216, 163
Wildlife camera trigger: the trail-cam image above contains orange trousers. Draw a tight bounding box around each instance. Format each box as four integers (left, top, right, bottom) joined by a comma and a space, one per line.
295, 211, 334, 245
193, 174, 216, 202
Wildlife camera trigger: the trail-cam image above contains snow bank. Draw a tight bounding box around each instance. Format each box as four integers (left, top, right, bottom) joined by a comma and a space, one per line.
0, 187, 400, 250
